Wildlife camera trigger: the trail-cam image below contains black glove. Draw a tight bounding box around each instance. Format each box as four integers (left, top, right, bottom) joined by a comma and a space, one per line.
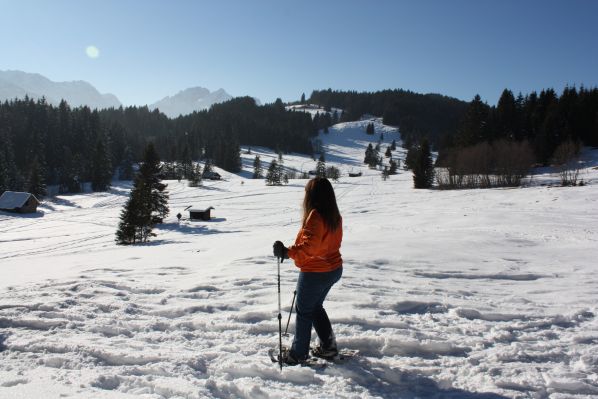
273, 240, 289, 262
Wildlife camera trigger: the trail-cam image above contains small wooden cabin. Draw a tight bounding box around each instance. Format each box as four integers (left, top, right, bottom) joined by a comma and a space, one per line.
189, 206, 214, 221
0, 191, 40, 213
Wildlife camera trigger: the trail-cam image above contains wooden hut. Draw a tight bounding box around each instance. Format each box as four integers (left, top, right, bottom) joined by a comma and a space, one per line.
0, 191, 40, 213
188, 206, 214, 221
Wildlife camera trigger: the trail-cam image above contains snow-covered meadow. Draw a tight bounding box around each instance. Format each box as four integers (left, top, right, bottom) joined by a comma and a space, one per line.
1, 119, 598, 398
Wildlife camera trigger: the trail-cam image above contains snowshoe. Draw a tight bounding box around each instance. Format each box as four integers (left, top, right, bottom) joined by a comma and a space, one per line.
311, 345, 339, 360
311, 346, 359, 363
269, 346, 300, 366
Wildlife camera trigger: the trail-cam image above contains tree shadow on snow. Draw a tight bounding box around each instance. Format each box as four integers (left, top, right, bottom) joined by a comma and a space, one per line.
157, 221, 243, 235
0, 210, 45, 219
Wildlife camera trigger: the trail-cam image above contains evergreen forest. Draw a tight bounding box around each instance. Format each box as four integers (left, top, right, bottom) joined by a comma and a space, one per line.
1, 86, 597, 196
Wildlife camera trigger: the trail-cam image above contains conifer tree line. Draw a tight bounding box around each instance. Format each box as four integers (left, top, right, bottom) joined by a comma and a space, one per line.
308, 87, 598, 160
440, 88, 598, 165
0, 98, 118, 197
431, 87, 598, 188
0, 96, 318, 196
309, 88, 469, 148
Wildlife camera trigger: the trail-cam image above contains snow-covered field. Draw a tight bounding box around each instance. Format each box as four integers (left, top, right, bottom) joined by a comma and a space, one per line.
1, 119, 598, 398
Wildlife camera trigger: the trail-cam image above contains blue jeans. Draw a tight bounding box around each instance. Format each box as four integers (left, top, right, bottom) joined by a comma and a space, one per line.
290, 266, 342, 360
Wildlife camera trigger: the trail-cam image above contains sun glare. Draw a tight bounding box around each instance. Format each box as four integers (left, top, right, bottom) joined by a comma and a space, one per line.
85, 45, 100, 59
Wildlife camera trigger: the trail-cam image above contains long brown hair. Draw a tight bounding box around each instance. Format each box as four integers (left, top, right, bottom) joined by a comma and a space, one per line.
302, 177, 341, 231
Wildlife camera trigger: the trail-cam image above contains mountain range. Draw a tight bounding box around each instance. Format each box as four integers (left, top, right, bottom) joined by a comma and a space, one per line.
0, 70, 121, 109
0, 70, 232, 117
148, 87, 232, 118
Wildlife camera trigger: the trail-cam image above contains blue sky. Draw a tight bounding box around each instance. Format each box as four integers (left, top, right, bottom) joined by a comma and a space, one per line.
1, 0, 597, 105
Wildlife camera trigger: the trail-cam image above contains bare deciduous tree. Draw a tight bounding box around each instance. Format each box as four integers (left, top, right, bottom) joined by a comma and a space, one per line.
436, 140, 534, 189
552, 139, 581, 186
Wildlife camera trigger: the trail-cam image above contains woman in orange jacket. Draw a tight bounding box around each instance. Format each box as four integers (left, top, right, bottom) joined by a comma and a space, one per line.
273, 177, 343, 365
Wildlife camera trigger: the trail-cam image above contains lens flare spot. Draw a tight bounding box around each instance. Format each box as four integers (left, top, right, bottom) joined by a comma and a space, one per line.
86, 45, 100, 59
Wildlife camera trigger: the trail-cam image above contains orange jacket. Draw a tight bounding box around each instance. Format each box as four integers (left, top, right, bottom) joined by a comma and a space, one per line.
287, 209, 343, 272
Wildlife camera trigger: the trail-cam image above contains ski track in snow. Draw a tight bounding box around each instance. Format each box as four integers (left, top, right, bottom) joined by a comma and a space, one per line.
1, 118, 598, 398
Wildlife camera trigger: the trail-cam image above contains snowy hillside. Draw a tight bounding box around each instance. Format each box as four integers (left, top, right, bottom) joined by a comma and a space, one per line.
1, 120, 598, 398
0, 70, 122, 109
149, 87, 233, 118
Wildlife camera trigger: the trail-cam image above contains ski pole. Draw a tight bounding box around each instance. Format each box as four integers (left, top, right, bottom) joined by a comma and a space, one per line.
277, 256, 283, 370
283, 290, 297, 337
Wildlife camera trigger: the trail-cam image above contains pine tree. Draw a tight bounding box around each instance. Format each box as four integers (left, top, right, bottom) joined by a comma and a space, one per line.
495, 89, 518, 140
188, 163, 202, 187
364, 143, 379, 168
413, 139, 434, 189
405, 145, 417, 170
115, 177, 153, 244
389, 159, 399, 175
181, 143, 193, 179
301, 93, 306, 104
91, 137, 113, 191
0, 131, 18, 192
27, 157, 47, 198
203, 159, 213, 177
456, 94, 490, 147
326, 165, 340, 182
366, 123, 375, 135
385, 146, 392, 157
266, 160, 280, 185
120, 145, 134, 180
220, 135, 241, 172
252, 155, 263, 178
115, 143, 169, 244
316, 154, 327, 178
0, 148, 7, 193
115, 192, 139, 245
264, 159, 287, 185
58, 147, 81, 193
390, 139, 397, 150
138, 143, 169, 224
313, 113, 320, 132
281, 164, 288, 184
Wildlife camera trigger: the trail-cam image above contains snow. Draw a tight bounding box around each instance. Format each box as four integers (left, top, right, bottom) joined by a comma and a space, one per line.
286, 104, 343, 119
1, 118, 598, 398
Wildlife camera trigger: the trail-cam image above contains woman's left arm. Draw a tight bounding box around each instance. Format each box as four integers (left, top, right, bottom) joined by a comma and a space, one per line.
287, 211, 323, 263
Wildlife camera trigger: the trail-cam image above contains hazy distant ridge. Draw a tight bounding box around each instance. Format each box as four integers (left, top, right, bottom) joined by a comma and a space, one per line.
0, 70, 122, 109
0, 70, 232, 117
148, 87, 233, 118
